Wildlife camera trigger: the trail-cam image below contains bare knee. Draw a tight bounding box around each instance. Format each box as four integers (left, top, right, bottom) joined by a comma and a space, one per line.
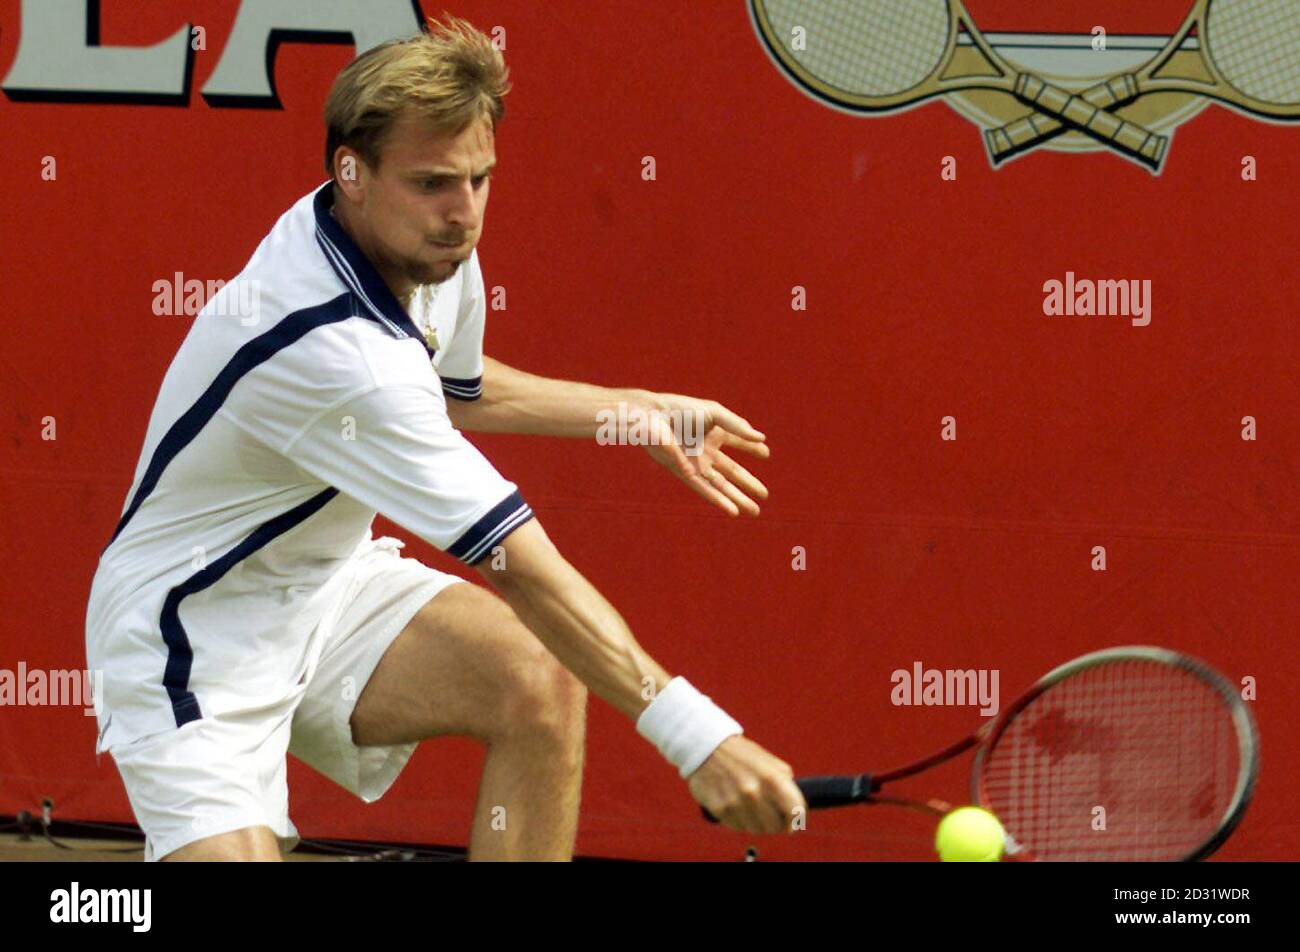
352, 582, 588, 750
443, 588, 587, 747
497, 651, 587, 750
161, 825, 282, 862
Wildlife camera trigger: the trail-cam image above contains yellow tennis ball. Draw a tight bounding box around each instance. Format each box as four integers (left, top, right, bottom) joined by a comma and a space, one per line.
935, 806, 1005, 862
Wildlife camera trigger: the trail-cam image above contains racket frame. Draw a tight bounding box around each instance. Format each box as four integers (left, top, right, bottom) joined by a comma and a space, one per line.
761, 646, 1258, 862
969, 645, 1260, 862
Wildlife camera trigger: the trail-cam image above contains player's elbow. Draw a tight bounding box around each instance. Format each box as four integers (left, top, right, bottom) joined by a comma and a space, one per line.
472, 517, 561, 591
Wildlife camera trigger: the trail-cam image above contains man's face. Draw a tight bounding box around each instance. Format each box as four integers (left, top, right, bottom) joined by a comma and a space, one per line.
342, 114, 495, 291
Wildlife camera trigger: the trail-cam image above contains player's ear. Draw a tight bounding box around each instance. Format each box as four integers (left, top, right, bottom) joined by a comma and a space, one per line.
332, 145, 367, 198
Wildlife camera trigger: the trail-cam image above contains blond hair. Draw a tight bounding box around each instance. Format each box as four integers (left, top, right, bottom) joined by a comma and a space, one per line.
323, 15, 510, 178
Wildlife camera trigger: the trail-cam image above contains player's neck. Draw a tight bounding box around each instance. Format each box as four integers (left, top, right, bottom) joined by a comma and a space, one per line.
330, 193, 418, 311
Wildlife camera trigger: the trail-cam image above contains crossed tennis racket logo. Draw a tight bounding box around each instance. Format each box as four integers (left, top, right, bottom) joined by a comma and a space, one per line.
752, 0, 1300, 174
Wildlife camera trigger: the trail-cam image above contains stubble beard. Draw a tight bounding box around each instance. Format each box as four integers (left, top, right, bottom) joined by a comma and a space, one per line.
400, 249, 466, 289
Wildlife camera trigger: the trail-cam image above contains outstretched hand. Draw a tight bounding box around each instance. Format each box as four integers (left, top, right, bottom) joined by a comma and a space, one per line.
639, 394, 770, 517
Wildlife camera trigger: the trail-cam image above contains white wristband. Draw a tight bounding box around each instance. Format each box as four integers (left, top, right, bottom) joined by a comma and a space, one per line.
636, 677, 743, 778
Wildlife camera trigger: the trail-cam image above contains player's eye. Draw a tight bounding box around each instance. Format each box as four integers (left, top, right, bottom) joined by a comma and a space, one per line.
419, 175, 489, 191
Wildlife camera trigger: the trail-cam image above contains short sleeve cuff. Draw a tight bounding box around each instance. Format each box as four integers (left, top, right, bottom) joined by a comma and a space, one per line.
441, 375, 483, 401
446, 490, 533, 565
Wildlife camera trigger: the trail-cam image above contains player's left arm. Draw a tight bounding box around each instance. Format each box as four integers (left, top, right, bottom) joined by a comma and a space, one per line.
446, 356, 771, 517
446, 356, 644, 437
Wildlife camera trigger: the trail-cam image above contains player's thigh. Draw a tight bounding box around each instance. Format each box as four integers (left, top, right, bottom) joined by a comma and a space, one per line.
161, 825, 282, 862
350, 581, 584, 747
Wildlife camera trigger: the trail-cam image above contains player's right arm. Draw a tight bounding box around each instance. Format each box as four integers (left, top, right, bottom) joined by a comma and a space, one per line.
476, 518, 805, 835
279, 381, 802, 833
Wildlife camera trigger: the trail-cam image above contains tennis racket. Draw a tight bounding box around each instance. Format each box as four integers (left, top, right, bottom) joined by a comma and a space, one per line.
751, 0, 1170, 170
987, 0, 1300, 164
704, 646, 1259, 861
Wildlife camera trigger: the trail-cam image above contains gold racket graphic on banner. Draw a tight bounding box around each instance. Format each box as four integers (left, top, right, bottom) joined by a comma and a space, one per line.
987, 0, 1300, 164
751, 0, 1170, 170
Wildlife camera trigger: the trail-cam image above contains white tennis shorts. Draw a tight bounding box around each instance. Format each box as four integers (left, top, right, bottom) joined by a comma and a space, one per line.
108, 535, 464, 862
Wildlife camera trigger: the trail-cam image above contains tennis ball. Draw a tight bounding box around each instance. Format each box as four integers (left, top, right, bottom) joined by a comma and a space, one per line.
935, 806, 1005, 862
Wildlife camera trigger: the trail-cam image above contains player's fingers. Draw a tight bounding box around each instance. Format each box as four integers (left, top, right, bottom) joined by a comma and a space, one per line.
720, 791, 783, 836
779, 780, 807, 834
712, 452, 769, 500
656, 441, 696, 481
754, 792, 789, 835
650, 439, 702, 483
710, 404, 765, 443
752, 774, 801, 835
719, 430, 771, 459
714, 798, 756, 832
706, 470, 760, 517
687, 474, 741, 517
720, 809, 764, 835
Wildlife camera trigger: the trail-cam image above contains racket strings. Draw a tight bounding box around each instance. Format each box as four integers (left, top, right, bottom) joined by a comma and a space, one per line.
761, 0, 951, 97
1206, 0, 1300, 104
980, 659, 1241, 861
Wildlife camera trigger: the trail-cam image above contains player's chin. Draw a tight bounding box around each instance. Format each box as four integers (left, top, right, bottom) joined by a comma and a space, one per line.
433, 245, 471, 265
408, 258, 460, 285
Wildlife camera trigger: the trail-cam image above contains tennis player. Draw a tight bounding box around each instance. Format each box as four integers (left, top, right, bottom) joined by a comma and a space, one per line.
85, 17, 804, 861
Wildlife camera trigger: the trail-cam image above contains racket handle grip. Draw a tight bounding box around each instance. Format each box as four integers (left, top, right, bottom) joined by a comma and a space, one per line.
1011, 74, 1167, 171
796, 774, 874, 807
986, 75, 1140, 162
699, 774, 874, 824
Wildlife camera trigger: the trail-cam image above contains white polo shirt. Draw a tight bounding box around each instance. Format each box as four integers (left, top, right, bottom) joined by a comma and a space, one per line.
86, 182, 532, 752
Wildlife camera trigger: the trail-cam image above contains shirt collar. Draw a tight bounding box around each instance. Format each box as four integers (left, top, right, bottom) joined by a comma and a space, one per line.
312, 182, 434, 358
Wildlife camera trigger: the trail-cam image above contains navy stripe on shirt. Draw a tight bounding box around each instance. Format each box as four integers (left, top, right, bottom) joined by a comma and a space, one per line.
447, 491, 534, 565
441, 375, 483, 401
162, 488, 340, 727
105, 293, 358, 551
312, 182, 435, 359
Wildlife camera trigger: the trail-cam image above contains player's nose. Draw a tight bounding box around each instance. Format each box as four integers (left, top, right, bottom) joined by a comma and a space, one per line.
443, 181, 481, 230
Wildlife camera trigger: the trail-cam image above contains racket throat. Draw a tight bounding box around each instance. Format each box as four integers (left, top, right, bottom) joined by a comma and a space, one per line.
945, 22, 1012, 83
